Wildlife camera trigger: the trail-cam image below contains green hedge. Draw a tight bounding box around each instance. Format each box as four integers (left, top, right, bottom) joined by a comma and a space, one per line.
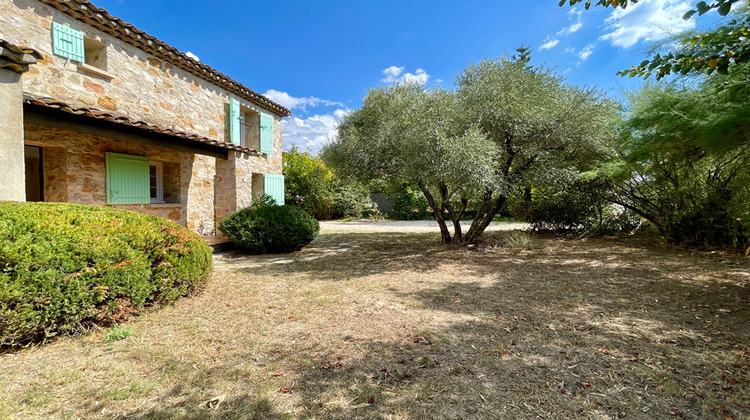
0, 202, 212, 347
219, 204, 319, 254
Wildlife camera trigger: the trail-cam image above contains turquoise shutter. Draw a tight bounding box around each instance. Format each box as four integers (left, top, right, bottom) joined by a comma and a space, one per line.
259, 112, 274, 154
229, 98, 241, 145
51, 22, 84, 62
264, 174, 285, 205
106, 153, 150, 205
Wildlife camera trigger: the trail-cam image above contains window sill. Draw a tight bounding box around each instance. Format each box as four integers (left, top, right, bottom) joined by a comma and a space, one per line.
77, 62, 114, 80
147, 203, 183, 208
111, 203, 183, 208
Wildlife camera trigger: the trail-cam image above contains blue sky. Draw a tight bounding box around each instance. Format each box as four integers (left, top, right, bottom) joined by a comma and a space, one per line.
98, 0, 720, 153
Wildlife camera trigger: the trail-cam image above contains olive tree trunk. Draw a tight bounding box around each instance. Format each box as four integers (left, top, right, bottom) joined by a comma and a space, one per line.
418, 181, 452, 243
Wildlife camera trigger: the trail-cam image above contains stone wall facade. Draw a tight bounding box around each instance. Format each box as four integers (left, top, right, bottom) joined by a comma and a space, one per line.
0, 0, 284, 151
3, 0, 286, 235
25, 123, 217, 234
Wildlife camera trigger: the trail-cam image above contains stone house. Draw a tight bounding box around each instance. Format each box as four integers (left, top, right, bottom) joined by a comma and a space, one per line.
0, 0, 290, 236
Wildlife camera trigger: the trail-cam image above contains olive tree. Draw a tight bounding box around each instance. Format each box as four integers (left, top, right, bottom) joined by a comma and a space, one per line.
322, 83, 490, 242
456, 55, 615, 242
323, 52, 614, 243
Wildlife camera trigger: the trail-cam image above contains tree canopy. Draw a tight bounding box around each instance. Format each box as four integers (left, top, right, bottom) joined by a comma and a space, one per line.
322, 51, 615, 243
588, 72, 750, 248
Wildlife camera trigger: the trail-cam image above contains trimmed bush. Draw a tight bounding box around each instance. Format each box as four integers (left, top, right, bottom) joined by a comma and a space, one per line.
219, 204, 319, 254
0, 202, 212, 347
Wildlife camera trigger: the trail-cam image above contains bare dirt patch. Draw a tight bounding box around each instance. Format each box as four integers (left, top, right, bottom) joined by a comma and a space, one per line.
1, 225, 748, 419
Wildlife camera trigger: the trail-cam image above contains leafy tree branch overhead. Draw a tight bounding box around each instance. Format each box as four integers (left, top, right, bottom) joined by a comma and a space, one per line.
560, 0, 741, 15
561, 0, 750, 96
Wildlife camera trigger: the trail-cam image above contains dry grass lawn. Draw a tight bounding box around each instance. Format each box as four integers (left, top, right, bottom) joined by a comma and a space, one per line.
1, 224, 749, 419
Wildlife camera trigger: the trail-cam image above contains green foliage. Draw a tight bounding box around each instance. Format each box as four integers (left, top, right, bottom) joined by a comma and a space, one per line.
561, 0, 740, 16
516, 180, 641, 235
103, 324, 133, 343
218, 205, 319, 254
252, 193, 278, 208
283, 147, 372, 220
620, 11, 750, 97
391, 185, 429, 220
331, 183, 373, 219
284, 147, 336, 219
596, 81, 750, 249
0, 202, 212, 347
324, 50, 615, 243
562, 0, 749, 96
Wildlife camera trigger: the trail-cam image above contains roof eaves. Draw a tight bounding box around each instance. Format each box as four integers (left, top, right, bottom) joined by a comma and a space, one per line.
0, 39, 42, 74
23, 93, 259, 155
36, 0, 291, 118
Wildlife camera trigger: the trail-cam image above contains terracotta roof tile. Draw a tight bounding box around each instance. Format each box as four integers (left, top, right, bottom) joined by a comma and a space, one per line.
0, 39, 42, 74
36, 0, 291, 117
24, 93, 259, 155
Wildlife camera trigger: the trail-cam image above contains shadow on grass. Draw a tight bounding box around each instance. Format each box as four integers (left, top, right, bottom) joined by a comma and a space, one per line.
123, 232, 750, 419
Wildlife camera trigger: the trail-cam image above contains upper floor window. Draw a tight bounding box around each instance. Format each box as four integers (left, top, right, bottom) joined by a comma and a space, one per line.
239, 110, 260, 150
228, 98, 273, 153
83, 37, 107, 70
52, 22, 112, 79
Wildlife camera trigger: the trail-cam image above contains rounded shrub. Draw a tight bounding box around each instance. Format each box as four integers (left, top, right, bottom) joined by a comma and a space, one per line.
0, 202, 212, 347
219, 205, 319, 254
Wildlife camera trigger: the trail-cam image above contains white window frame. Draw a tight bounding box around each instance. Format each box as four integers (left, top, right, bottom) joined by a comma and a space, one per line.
149, 162, 164, 204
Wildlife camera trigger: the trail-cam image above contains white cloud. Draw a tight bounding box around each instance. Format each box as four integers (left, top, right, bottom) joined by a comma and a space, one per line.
282, 110, 349, 153
382, 66, 404, 83
381, 66, 431, 85
557, 7, 584, 35
333, 109, 349, 119
540, 37, 560, 51
564, 47, 576, 54
562, 22, 583, 34
185, 51, 200, 62
263, 89, 343, 111
541, 7, 582, 52
578, 44, 595, 61
600, 0, 695, 48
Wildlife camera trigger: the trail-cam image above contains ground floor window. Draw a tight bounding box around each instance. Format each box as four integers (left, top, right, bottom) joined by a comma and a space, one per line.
149, 162, 164, 203
106, 153, 180, 205
251, 173, 285, 205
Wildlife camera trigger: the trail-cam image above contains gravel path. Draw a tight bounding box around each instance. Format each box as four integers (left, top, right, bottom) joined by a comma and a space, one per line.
320, 219, 529, 233
214, 220, 529, 268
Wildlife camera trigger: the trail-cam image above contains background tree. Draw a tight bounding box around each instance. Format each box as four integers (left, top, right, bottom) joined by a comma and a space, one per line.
592, 79, 750, 248
284, 147, 336, 219
323, 51, 615, 243
323, 83, 487, 242
283, 148, 372, 220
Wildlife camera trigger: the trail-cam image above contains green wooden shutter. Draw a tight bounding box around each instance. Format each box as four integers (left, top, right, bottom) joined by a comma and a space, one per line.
264, 174, 285, 205
229, 98, 241, 145
259, 112, 274, 154
106, 152, 150, 205
51, 22, 85, 62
